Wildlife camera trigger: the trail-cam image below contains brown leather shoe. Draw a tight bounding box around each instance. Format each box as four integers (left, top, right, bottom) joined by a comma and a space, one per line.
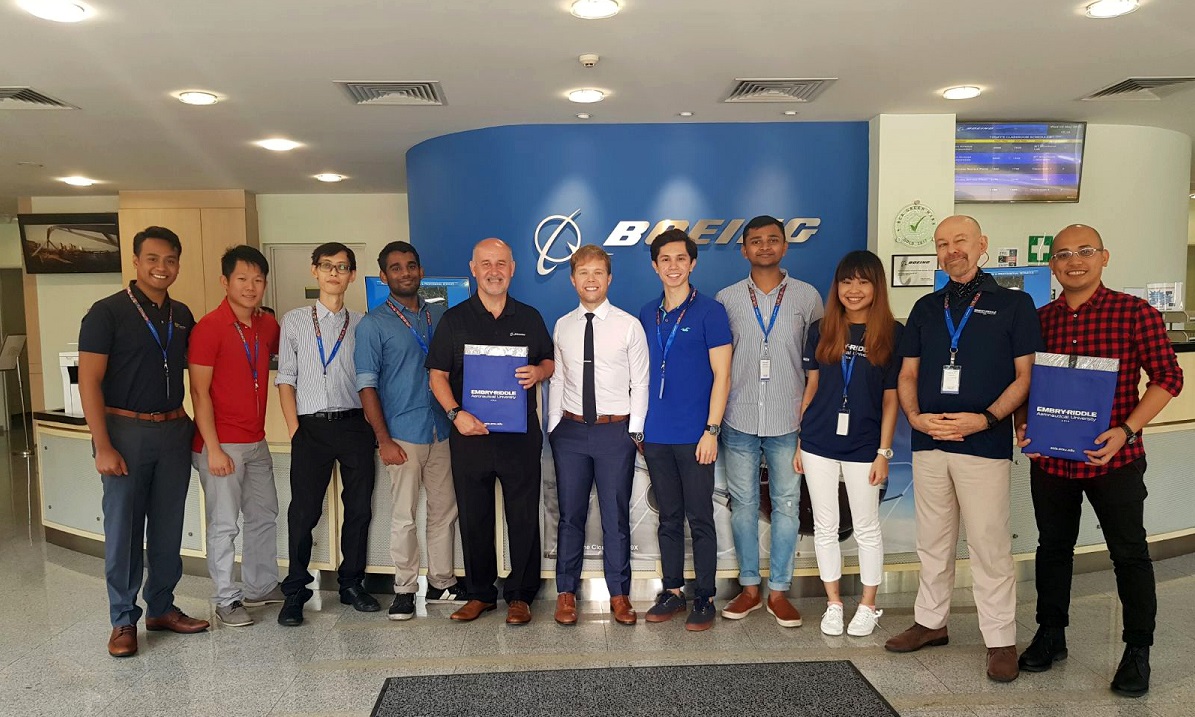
145, 609, 209, 634
610, 595, 637, 625
721, 589, 762, 620
987, 645, 1020, 682
766, 592, 803, 628
506, 600, 532, 625
884, 623, 949, 653
450, 600, 496, 622
107, 625, 137, 657
555, 593, 578, 625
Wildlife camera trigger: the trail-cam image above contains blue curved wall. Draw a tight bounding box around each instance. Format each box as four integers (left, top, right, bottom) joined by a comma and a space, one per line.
407, 122, 868, 324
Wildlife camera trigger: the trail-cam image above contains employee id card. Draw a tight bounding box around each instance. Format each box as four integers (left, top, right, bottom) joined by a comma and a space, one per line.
759, 358, 771, 381
836, 409, 850, 436
941, 364, 961, 394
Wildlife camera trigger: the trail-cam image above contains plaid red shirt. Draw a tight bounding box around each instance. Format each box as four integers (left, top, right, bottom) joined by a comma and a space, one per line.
1032, 284, 1182, 479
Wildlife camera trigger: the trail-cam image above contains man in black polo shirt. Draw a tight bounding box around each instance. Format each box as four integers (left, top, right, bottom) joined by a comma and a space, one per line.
885, 215, 1042, 683
427, 238, 554, 625
78, 226, 210, 657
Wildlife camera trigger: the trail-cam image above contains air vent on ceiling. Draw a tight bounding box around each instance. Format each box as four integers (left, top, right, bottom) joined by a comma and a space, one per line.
723, 78, 836, 103
1082, 77, 1195, 101
337, 81, 446, 106
0, 87, 77, 110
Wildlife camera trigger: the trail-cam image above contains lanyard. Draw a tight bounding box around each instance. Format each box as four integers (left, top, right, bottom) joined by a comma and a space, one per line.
748, 282, 788, 344
385, 299, 432, 355
312, 305, 350, 375
231, 320, 260, 394
944, 291, 982, 365
655, 288, 698, 399
126, 287, 173, 399
840, 330, 864, 408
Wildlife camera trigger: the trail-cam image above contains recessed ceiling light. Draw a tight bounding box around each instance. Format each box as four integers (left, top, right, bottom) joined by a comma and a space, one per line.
570, 0, 620, 20
17, 0, 92, 22
782, 110, 799, 116
1085, 0, 1139, 18
177, 91, 219, 106
314, 173, 346, 183
942, 85, 982, 100
678, 111, 694, 117
575, 113, 592, 120
255, 138, 302, 151
567, 88, 605, 104
60, 176, 96, 187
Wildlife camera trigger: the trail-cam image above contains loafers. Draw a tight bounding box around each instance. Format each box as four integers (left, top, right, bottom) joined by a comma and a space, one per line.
766, 592, 802, 628
145, 608, 209, 634
610, 595, 637, 625
721, 590, 762, 620
506, 600, 532, 625
1111, 645, 1150, 697
107, 624, 137, 657
555, 593, 578, 625
339, 583, 381, 612
884, 623, 949, 653
987, 645, 1020, 682
1019, 626, 1068, 672
450, 599, 497, 622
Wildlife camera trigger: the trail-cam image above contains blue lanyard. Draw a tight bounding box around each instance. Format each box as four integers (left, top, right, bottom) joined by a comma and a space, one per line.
386, 299, 432, 355
944, 291, 982, 364
126, 287, 173, 398
312, 305, 350, 375
231, 320, 260, 394
748, 282, 787, 343
655, 288, 697, 398
840, 331, 864, 408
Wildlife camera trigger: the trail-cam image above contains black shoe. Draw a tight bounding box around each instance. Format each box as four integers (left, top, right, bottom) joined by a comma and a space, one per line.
1019, 626, 1068, 672
340, 583, 381, 612
425, 584, 467, 604
277, 589, 311, 627
1111, 645, 1150, 697
645, 591, 687, 623
388, 593, 415, 621
685, 596, 716, 632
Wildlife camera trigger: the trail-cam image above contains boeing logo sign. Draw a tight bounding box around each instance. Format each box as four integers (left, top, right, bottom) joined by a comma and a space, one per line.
534, 210, 823, 276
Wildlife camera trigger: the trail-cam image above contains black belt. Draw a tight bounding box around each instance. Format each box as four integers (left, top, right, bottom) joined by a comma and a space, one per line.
303, 409, 363, 421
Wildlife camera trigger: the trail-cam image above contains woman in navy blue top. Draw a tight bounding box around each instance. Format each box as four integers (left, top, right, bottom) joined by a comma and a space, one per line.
795, 250, 902, 638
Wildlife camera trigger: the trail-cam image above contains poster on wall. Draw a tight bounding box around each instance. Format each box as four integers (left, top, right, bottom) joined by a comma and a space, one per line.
891, 255, 937, 287
17, 213, 120, 274
365, 276, 472, 310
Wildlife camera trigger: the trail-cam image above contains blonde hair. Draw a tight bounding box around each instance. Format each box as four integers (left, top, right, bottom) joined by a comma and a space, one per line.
569, 244, 611, 274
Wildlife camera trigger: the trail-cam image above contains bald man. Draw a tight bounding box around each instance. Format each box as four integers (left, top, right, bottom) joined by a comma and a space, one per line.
885, 216, 1043, 683
1015, 225, 1181, 697
427, 239, 554, 624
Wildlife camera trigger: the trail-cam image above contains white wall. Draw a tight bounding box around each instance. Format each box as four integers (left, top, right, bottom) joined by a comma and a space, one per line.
257, 193, 409, 256
0, 222, 22, 268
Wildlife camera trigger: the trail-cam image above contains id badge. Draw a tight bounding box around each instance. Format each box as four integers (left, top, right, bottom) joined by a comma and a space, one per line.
836, 410, 850, 436
759, 358, 771, 381
940, 364, 961, 394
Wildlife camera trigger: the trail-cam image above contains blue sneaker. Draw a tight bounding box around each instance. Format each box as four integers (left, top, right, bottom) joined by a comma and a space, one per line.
645, 591, 687, 623
686, 597, 716, 631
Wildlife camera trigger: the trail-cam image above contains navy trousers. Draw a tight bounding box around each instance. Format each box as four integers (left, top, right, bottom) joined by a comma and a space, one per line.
549, 419, 637, 596
642, 442, 717, 599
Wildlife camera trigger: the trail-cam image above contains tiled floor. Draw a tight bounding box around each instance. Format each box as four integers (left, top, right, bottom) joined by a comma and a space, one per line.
2, 434, 1193, 716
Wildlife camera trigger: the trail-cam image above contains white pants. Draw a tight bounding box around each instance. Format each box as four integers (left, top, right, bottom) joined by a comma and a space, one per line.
800, 450, 884, 587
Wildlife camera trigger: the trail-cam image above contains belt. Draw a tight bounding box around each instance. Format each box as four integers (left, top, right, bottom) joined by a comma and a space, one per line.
303, 409, 363, 421
105, 407, 188, 423
562, 411, 629, 425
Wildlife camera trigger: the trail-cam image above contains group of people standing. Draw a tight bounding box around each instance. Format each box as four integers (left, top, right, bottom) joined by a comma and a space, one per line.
80, 213, 1177, 699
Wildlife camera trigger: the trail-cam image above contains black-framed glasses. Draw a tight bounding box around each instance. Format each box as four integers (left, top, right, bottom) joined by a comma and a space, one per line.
1050, 247, 1103, 262
317, 261, 352, 274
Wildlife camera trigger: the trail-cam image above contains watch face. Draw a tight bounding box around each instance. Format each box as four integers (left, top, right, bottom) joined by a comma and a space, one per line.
894, 201, 936, 248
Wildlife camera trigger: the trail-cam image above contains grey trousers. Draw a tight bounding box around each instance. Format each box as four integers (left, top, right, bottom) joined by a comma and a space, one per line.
100, 415, 194, 627
194, 440, 279, 606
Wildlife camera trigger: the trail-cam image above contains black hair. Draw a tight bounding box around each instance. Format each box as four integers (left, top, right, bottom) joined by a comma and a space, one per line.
220, 244, 269, 279
377, 241, 421, 272
742, 215, 785, 241
311, 242, 356, 271
133, 226, 182, 257
650, 227, 698, 262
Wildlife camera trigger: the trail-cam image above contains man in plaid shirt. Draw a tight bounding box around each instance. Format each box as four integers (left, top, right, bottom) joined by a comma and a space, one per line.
1016, 224, 1182, 698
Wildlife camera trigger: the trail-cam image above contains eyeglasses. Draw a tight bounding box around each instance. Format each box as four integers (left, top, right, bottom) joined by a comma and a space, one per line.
1050, 247, 1103, 262
316, 261, 352, 274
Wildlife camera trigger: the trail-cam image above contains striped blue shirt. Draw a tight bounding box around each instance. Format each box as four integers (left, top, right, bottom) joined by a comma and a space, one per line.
276, 301, 364, 415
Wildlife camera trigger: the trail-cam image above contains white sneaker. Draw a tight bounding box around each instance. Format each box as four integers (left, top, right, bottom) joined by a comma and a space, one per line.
820, 603, 844, 636
847, 604, 883, 636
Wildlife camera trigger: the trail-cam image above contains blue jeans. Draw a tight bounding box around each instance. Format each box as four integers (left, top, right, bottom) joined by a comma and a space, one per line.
720, 425, 800, 591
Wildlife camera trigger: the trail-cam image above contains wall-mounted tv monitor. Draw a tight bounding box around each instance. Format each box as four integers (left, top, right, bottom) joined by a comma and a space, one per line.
955, 121, 1086, 203
18, 212, 121, 274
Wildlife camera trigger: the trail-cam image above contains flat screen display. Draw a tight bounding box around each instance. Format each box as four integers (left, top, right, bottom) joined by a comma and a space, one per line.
934, 266, 1055, 308
955, 122, 1085, 203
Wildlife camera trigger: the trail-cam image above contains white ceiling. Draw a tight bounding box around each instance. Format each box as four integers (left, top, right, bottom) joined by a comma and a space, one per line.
1, 0, 1194, 212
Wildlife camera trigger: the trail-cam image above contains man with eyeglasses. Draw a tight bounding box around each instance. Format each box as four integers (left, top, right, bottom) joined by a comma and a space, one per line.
276, 243, 380, 626
1015, 224, 1182, 697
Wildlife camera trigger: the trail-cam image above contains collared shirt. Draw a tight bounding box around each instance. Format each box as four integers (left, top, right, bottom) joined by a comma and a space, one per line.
716, 270, 823, 437
426, 293, 553, 419
275, 301, 364, 415
188, 298, 281, 450
897, 274, 1043, 460
354, 296, 451, 444
78, 281, 194, 413
1032, 284, 1182, 479
547, 300, 651, 433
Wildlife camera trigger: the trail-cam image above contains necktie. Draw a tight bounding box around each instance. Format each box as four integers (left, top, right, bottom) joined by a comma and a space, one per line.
583, 312, 597, 425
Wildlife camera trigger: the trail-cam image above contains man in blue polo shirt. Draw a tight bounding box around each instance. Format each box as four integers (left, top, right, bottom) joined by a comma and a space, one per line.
356, 241, 461, 622
638, 228, 733, 632
885, 215, 1042, 683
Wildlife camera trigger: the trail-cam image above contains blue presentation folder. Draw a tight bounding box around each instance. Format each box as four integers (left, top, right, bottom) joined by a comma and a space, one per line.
462, 344, 528, 433
1024, 352, 1119, 461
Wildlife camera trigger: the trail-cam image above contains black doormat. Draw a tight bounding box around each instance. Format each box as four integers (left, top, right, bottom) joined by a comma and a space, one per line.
371, 660, 899, 717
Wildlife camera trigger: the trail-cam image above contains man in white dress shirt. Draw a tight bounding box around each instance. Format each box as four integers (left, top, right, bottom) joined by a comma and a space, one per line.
548, 244, 650, 626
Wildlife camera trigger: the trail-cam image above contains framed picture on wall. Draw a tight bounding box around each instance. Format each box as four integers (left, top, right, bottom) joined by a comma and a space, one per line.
17, 213, 121, 274
891, 254, 936, 287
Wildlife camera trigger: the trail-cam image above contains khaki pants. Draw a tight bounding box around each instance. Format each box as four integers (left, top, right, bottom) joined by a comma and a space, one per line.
387, 437, 458, 594
912, 450, 1017, 648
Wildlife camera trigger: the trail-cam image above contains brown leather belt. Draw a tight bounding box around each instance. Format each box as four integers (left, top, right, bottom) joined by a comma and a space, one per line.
562, 411, 629, 425
105, 407, 188, 423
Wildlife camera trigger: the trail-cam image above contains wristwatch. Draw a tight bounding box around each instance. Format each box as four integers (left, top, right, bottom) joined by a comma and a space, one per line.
981, 410, 999, 430
630, 432, 644, 443
446, 406, 462, 421
876, 447, 894, 459
1120, 424, 1139, 445
706, 424, 721, 437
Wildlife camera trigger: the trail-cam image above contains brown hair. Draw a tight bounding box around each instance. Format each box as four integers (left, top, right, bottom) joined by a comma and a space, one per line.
815, 250, 897, 368
569, 244, 611, 274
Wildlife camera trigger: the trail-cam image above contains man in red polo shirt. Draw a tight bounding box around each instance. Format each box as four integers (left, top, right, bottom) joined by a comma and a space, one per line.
189, 245, 283, 627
